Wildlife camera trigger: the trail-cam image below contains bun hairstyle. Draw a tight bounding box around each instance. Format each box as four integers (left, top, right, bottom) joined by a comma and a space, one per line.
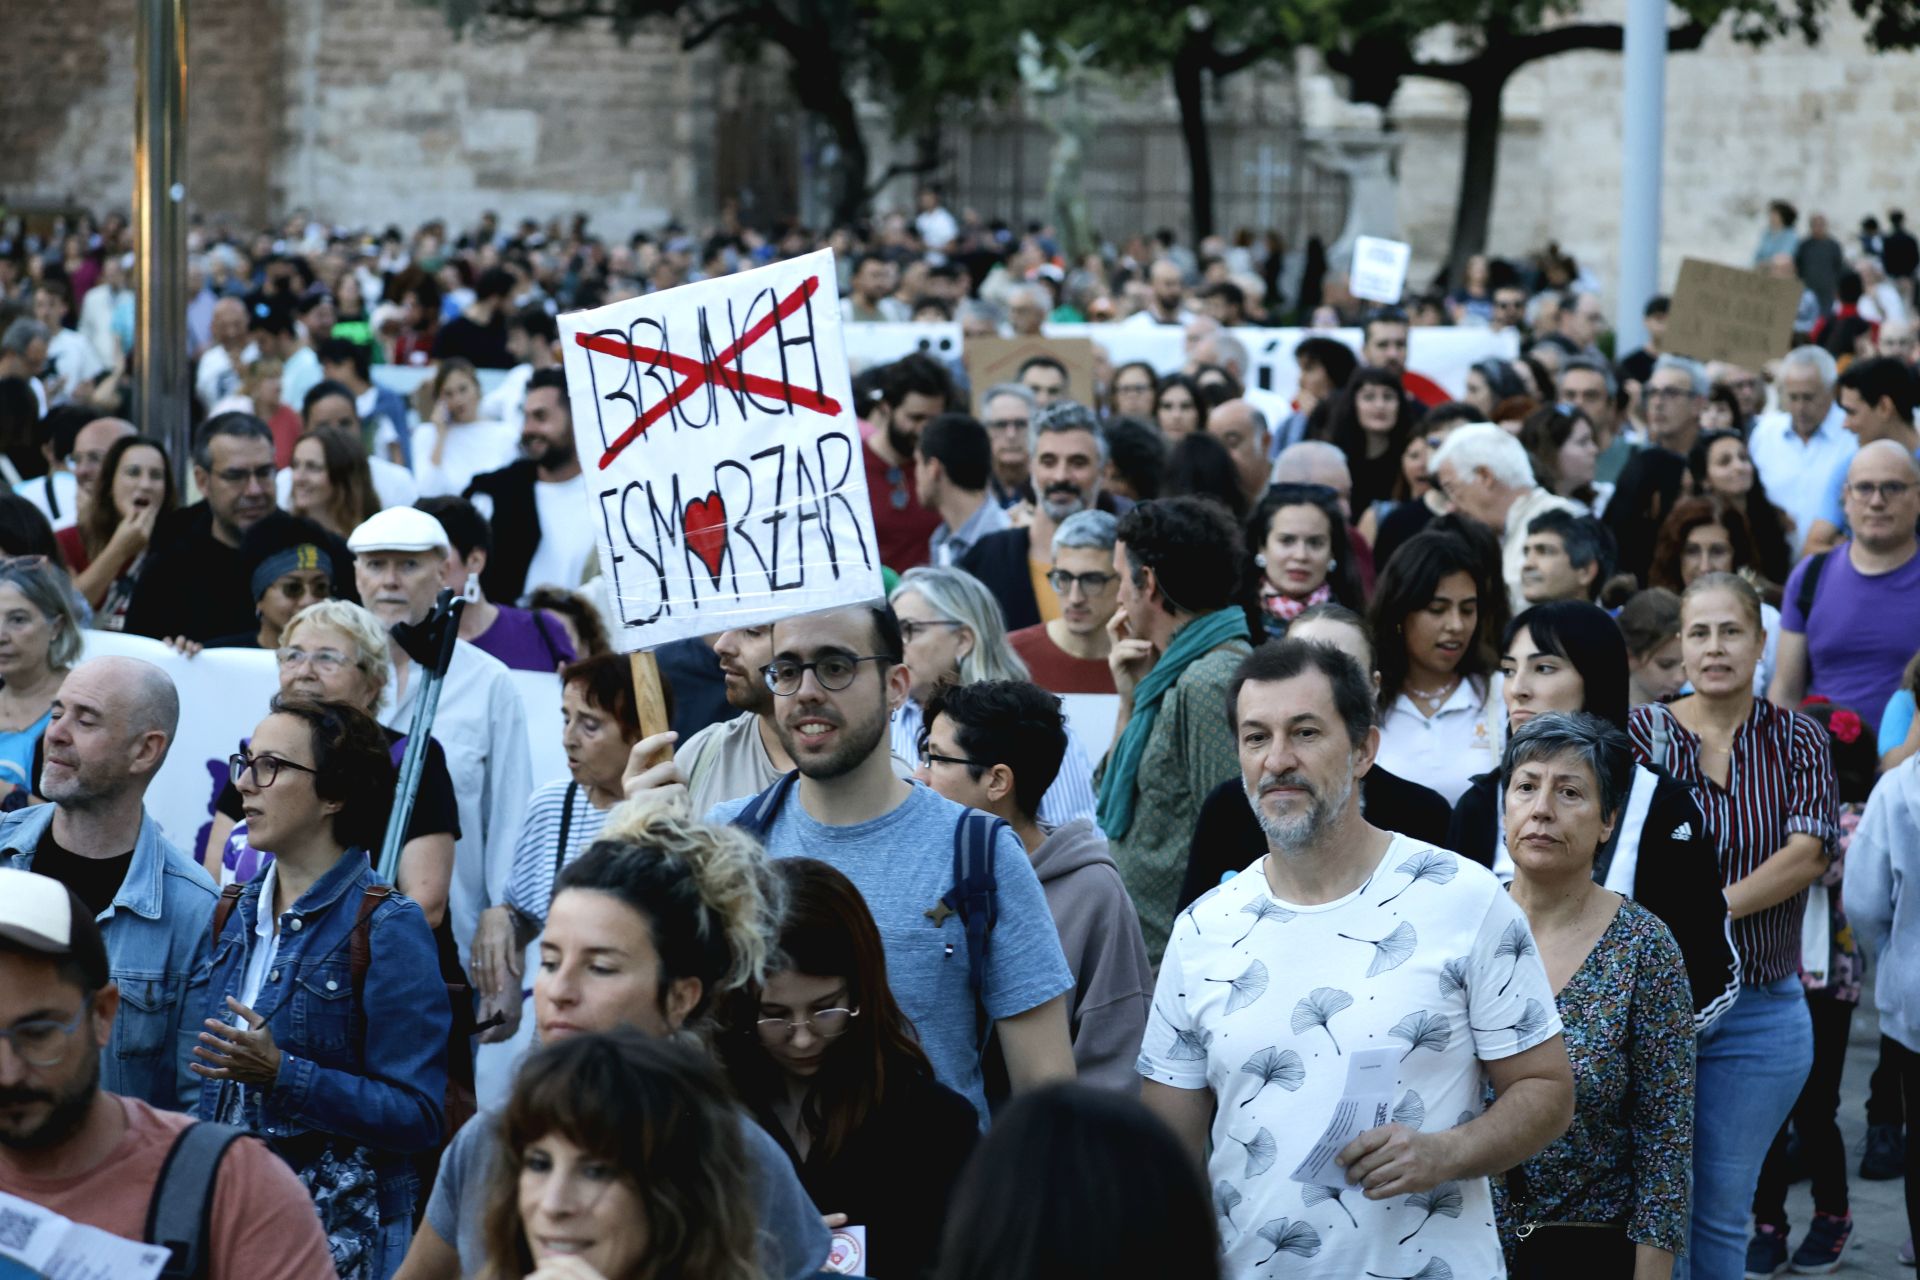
555, 801, 784, 1022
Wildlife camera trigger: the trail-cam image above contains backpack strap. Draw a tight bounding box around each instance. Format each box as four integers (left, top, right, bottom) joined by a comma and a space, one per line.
144, 1121, 248, 1280
1797, 550, 1832, 620
209, 883, 245, 941
729, 771, 800, 842
942, 811, 1003, 1046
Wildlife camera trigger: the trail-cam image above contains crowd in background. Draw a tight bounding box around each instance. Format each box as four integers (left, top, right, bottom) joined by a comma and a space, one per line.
0, 191, 1917, 1280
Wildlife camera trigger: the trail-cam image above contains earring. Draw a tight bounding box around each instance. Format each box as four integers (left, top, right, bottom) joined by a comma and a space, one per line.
1253, 553, 1268, 568
1328, 558, 1338, 572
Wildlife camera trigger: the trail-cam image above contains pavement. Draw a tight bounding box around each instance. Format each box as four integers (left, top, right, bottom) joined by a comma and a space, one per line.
1772, 1003, 1910, 1277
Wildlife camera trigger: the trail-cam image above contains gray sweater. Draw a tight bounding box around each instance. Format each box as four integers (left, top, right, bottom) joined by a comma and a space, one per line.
1845, 756, 1920, 1052
1030, 818, 1155, 1092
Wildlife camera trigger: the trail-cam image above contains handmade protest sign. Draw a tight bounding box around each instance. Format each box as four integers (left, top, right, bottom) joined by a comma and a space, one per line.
558, 249, 885, 655
1349, 236, 1412, 305
1664, 257, 1804, 372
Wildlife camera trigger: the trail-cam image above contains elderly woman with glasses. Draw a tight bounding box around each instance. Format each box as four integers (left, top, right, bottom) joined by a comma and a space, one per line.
194, 696, 450, 1280
721, 857, 978, 1280
1488, 712, 1695, 1279
0, 556, 82, 805
889, 565, 1098, 823
200, 600, 456, 932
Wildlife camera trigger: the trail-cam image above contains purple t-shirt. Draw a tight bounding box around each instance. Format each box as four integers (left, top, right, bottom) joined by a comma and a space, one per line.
1780, 543, 1920, 731
471, 605, 576, 673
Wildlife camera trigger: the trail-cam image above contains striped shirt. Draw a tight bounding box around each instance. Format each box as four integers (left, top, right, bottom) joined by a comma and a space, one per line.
503, 780, 613, 927
892, 697, 1098, 826
1627, 699, 1837, 985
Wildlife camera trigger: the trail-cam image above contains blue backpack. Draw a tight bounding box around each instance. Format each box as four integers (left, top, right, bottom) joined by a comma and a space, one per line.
730, 772, 1004, 1039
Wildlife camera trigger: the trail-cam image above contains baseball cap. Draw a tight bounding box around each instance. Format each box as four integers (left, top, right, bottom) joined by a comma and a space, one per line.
347, 506, 451, 555
0, 869, 111, 989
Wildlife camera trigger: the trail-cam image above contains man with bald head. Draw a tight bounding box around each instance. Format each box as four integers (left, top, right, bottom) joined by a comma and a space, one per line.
1772, 440, 1920, 732
194, 296, 256, 411
1205, 399, 1272, 507
0, 656, 214, 1110
66, 416, 136, 526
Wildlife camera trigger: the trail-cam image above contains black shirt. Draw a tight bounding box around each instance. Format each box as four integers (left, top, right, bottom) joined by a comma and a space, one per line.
1178, 769, 1455, 911
34, 827, 134, 917
123, 503, 255, 643
431, 316, 514, 369
215, 727, 461, 844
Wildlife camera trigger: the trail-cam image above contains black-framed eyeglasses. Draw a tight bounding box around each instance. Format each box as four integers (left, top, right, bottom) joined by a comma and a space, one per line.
985, 417, 1030, 433
1847, 480, 1914, 503
761, 655, 890, 696
917, 744, 981, 770
899, 618, 965, 643
229, 751, 320, 788
1047, 569, 1117, 596
0, 998, 92, 1068
755, 1006, 859, 1043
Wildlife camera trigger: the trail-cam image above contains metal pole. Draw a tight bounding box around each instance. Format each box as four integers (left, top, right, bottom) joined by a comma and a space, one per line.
1614, 0, 1667, 356
135, 0, 191, 484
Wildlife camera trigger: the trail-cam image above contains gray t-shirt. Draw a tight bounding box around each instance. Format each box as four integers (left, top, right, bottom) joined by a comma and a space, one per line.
427, 1106, 830, 1279
710, 781, 1075, 1120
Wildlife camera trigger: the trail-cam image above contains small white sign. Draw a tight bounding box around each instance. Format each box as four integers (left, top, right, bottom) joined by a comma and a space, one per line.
0, 1190, 171, 1280
1349, 237, 1413, 305
1287, 1048, 1397, 1188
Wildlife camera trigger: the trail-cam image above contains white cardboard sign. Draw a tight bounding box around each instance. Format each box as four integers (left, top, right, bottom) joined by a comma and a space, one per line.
1349, 236, 1412, 305
559, 250, 885, 651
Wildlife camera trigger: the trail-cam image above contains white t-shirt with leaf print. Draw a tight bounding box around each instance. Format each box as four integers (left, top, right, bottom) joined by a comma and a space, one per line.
1138, 833, 1562, 1280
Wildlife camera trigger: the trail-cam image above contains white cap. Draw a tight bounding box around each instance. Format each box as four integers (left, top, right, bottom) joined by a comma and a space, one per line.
347, 507, 450, 555
0, 869, 77, 954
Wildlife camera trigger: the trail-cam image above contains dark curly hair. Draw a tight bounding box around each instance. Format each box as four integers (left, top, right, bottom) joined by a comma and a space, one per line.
1115, 496, 1245, 617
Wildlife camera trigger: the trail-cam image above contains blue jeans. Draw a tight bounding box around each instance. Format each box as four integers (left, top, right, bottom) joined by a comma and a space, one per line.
1683, 975, 1814, 1279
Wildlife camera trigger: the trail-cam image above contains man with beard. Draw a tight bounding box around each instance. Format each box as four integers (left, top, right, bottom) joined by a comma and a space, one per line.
706, 603, 1075, 1121
0, 870, 333, 1278
348, 507, 531, 984
125, 414, 279, 642
0, 657, 212, 1110
1140, 640, 1574, 1280
862, 354, 953, 571
463, 369, 593, 603
960, 400, 1107, 631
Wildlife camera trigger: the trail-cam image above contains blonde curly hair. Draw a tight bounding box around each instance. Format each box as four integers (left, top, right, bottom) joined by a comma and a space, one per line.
560, 800, 785, 1020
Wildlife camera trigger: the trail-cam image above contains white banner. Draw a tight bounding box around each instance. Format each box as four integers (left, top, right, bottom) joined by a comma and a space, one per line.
559, 249, 885, 652
841, 321, 963, 372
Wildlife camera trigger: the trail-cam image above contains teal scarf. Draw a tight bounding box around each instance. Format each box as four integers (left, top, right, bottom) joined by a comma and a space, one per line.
1096, 607, 1250, 840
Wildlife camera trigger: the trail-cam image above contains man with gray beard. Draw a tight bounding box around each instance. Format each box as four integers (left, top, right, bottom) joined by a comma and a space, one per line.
960, 400, 1109, 631
1140, 639, 1573, 1280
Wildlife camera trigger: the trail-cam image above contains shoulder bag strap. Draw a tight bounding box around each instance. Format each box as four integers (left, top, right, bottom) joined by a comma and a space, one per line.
349, 883, 395, 996
554, 782, 579, 883
210, 883, 245, 941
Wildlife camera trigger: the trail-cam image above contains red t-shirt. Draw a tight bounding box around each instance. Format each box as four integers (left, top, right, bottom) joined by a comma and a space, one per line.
863, 436, 939, 572
1009, 623, 1116, 694
0, 1096, 335, 1280
56, 525, 90, 574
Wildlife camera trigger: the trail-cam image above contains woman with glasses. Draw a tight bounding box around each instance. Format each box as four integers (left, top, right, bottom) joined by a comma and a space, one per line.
200, 600, 456, 934
722, 857, 977, 1280
1246, 484, 1365, 640
889, 566, 1097, 824
194, 696, 451, 1280
63, 435, 174, 628
202, 513, 340, 651
1107, 361, 1159, 422
0, 556, 81, 804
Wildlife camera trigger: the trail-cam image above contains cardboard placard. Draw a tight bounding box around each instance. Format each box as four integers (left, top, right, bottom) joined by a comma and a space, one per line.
1663, 258, 1804, 372
558, 249, 885, 651
963, 336, 1099, 413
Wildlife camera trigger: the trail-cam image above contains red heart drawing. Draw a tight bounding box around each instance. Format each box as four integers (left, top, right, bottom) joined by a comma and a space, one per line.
683, 492, 729, 586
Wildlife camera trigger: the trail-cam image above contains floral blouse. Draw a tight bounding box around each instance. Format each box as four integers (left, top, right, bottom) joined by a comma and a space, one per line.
1490, 899, 1695, 1261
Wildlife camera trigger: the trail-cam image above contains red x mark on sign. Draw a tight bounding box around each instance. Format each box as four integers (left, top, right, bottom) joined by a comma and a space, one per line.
573, 275, 844, 471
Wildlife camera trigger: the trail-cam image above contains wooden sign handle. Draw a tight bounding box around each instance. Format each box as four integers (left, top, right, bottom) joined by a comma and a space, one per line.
629, 650, 674, 767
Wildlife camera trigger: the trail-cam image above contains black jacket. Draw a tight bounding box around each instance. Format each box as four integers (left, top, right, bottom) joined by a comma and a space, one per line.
1178, 767, 1454, 911
465, 459, 542, 605
1448, 764, 1741, 1027
958, 526, 1038, 632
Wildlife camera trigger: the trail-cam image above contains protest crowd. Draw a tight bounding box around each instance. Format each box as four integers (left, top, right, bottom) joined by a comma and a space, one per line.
4, 192, 1920, 1280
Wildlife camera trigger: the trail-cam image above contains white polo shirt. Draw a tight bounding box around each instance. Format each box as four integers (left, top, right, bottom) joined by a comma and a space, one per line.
1373, 678, 1498, 806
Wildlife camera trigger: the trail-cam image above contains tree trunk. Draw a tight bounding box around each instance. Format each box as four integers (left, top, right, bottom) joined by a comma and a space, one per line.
1173, 42, 1214, 242
786, 50, 870, 227
1445, 67, 1509, 287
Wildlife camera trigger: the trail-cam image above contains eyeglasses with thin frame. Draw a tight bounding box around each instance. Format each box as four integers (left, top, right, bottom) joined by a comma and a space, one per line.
755, 1005, 859, 1043
1847, 479, 1914, 503
898, 619, 965, 643
276, 646, 352, 675
917, 743, 981, 770
761, 655, 890, 696
1644, 385, 1696, 401
213, 464, 276, 487
985, 417, 1030, 433
0, 998, 92, 1068
1047, 569, 1117, 596
229, 750, 321, 788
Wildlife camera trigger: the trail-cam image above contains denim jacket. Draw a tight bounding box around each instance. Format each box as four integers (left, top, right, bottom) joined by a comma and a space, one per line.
0, 804, 215, 1110
195, 849, 449, 1197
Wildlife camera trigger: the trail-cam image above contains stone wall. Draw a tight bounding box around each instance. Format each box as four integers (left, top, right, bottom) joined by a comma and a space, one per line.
1388, 0, 1920, 307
